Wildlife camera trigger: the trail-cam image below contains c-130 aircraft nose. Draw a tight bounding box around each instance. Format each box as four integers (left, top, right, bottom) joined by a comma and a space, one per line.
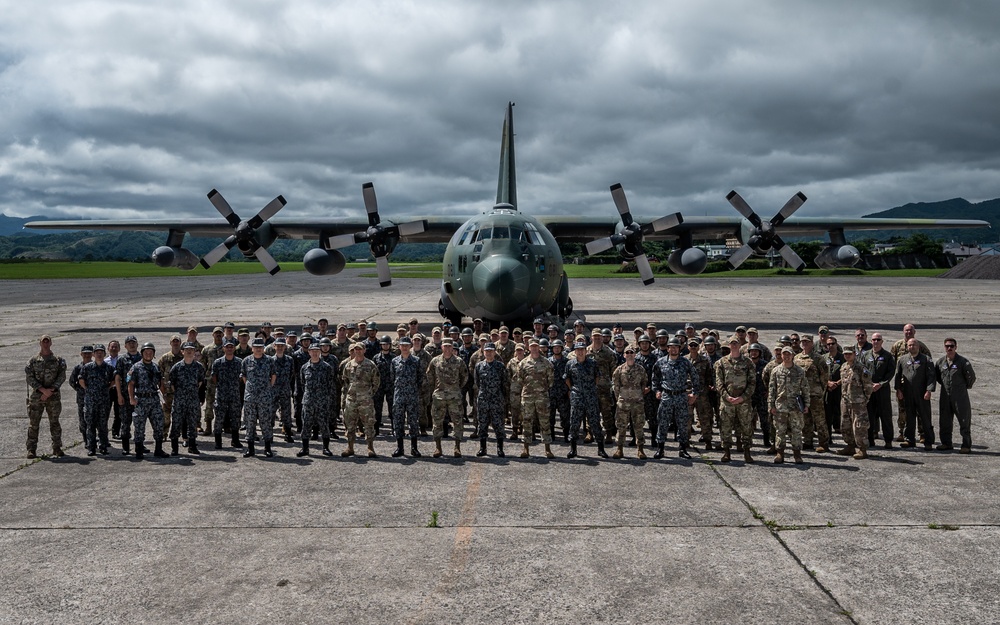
473, 255, 530, 317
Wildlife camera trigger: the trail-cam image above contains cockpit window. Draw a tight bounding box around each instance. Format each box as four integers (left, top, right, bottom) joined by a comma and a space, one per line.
492, 226, 510, 239
457, 222, 477, 246
522, 222, 543, 245
476, 228, 492, 242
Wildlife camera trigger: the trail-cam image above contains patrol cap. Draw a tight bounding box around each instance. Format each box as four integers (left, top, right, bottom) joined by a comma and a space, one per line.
441, 338, 454, 346
223, 338, 237, 347
591, 328, 602, 336
212, 326, 223, 334
251, 338, 266, 347
708, 329, 720, 338
187, 326, 199, 333
703, 336, 718, 345
286, 330, 298, 338
308, 342, 321, 351
800, 334, 813, 343
528, 339, 540, 347
182, 342, 198, 350
639, 334, 651, 343
273, 338, 286, 346
238, 328, 250, 336
634, 327, 644, 333
779, 335, 792, 344
512, 327, 523, 334
141, 342, 156, 351
735, 325, 747, 332
700, 327, 711, 335
728, 335, 741, 345
412, 333, 425, 343
125, 335, 138, 344
397, 324, 408, 331
498, 326, 509, 334
337, 323, 347, 330
223, 321, 235, 329
461, 327, 475, 336
746, 327, 758, 334
479, 333, 490, 342
379, 335, 392, 345
624, 346, 636, 353
474, 318, 483, 323
408, 318, 419, 325
170, 334, 182, 342
432, 326, 442, 334
320, 338, 333, 346
552, 339, 564, 348
818, 325, 830, 333
646, 322, 657, 329
484, 342, 496, 351
781, 346, 795, 354
349, 341, 362, 351
345, 322, 356, 330
842, 345, 855, 354
81, 345, 94, 353
514, 343, 525, 351
688, 337, 701, 346
399, 336, 413, 346
685, 322, 695, 330
573, 341, 587, 350
533, 317, 544, 324
748, 343, 763, 352
667, 337, 682, 346
273, 327, 284, 334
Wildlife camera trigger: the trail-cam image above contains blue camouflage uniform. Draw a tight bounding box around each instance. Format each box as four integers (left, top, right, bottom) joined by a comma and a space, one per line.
564, 357, 602, 442
548, 353, 571, 436
169, 360, 205, 442
127, 360, 165, 447
81, 360, 114, 453
242, 355, 276, 443
389, 354, 424, 439
212, 356, 243, 436
651, 355, 700, 446
300, 359, 335, 437
474, 358, 509, 440
271, 353, 295, 433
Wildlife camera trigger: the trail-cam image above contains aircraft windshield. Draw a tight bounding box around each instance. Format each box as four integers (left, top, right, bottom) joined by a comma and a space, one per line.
492, 226, 510, 239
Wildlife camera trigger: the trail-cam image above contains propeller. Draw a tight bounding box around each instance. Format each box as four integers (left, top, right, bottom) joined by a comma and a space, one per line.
725, 190, 807, 271
199, 189, 286, 275
324, 182, 426, 287
585, 183, 683, 286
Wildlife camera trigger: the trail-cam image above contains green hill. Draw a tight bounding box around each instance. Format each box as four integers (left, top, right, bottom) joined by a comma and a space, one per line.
862, 197, 999, 243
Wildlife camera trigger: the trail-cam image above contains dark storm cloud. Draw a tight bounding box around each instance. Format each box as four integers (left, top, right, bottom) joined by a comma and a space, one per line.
1, 0, 998, 224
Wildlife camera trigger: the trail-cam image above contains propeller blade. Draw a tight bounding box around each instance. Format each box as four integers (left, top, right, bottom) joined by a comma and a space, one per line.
362, 182, 380, 226
726, 190, 763, 228
727, 245, 756, 270
635, 253, 655, 286
325, 233, 361, 249
609, 183, 634, 227
775, 238, 805, 271
254, 246, 281, 275
586, 237, 615, 255
770, 192, 807, 227
397, 220, 426, 237
248, 195, 287, 229
375, 255, 391, 287
207, 189, 242, 228
647, 212, 683, 233
199, 235, 238, 269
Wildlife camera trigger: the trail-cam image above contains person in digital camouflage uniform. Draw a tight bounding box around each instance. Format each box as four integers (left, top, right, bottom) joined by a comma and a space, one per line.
168, 342, 206, 456
211, 339, 244, 450
769, 347, 809, 464
372, 335, 395, 437
564, 341, 606, 459
389, 336, 424, 457
611, 345, 648, 459
547, 339, 571, 440
474, 342, 508, 457
651, 337, 700, 460
79, 344, 114, 456
114, 335, 142, 450
297, 342, 335, 457
270, 338, 295, 443
835, 346, 872, 459
341, 343, 381, 458
200, 327, 225, 435
411, 334, 434, 437
427, 338, 469, 458
715, 336, 756, 463
127, 342, 168, 459
747, 343, 772, 453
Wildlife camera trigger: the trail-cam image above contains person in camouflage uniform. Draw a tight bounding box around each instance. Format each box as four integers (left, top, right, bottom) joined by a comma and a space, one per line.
372, 336, 395, 437
318, 338, 341, 439
835, 346, 873, 459
157, 336, 184, 437
389, 336, 424, 457
200, 328, 225, 435
564, 341, 606, 459
747, 343, 772, 453
114, 336, 142, 448
127, 342, 168, 459
587, 330, 618, 444
69, 345, 94, 439
341, 343, 381, 458
517, 340, 554, 459
651, 337, 700, 459
211, 340, 244, 450
427, 339, 469, 458
270, 338, 295, 443
80, 344, 114, 456
411, 334, 434, 436
547, 339, 571, 440
793, 335, 830, 452
611, 346, 648, 459
686, 338, 715, 448
25, 335, 68, 459
634, 335, 659, 442
474, 343, 509, 457
168, 342, 206, 456
241, 338, 277, 457
769, 347, 810, 464
506, 343, 526, 440
823, 338, 844, 444
296, 342, 335, 456
291, 333, 313, 433
716, 336, 757, 463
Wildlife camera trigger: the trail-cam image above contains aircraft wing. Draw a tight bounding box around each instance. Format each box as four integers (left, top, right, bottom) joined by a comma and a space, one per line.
23, 216, 466, 243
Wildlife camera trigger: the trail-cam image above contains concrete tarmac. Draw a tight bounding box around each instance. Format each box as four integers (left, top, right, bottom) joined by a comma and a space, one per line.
1, 269, 998, 624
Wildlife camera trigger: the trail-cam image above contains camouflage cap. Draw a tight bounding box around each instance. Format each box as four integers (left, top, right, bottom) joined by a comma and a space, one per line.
746, 327, 758, 334
223, 321, 235, 329
432, 326, 442, 333
93, 343, 106, 352
181, 342, 198, 350
708, 329, 720, 337
498, 326, 509, 333
81, 345, 94, 353
528, 339, 540, 347
348, 341, 362, 350
688, 337, 702, 345
474, 318, 483, 323
624, 346, 636, 353
124, 335, 138, 343
591, 328, 602, 336
337, 323, 347, 330
800, 334, 814, 343
441, 338, 454, 346
213, 326, 223, 334
512, 327, 523, 334
818, 325, 830, 333
170, 334, 182, 342
273, 338, 286, 346
286, 330, 298, 338
399, 336, 413, 346
409, 318, 419, 325
842, 345, 855, 354
479, 333, 490, 341
634, 327, 644, 333
187, 326, 199, 333
223, 338, 237, 347
573, 341, 587, 350
238, 328, 250, 336
700, 327, 710, 334
728, 335, 741, 345
735, 325, 747, 332
260, 321, 272, 328
251, 338, 266, 347
514, 343, 525, 351
781, 346, 795, 354
412, 333, 425, 342
397, 324, 408, 331
483, 342, 496, 351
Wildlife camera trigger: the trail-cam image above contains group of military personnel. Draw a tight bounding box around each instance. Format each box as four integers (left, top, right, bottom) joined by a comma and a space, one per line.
26, 317, 978, 464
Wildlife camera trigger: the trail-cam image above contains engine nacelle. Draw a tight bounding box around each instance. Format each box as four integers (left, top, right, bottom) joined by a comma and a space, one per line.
667, 247, 708, 275
303, 248, 346, 276
814, 244, 860, 269
152, 246, 200, 270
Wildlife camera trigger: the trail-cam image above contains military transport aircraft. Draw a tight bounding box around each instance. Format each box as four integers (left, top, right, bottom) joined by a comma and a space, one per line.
26, 102, 990, 326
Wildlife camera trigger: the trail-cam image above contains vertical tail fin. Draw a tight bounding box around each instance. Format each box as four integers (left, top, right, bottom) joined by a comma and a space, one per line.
495, 101, 517, 210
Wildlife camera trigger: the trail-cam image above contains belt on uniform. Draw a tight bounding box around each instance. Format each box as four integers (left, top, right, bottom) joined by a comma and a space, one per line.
662, 390, 686, 396
137, 392, 158, 398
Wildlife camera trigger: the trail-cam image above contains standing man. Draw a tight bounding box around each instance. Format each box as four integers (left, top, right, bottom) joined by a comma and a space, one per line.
157, 336, 184, 439
389, 336, 424, 457
474, 343, 509, 457
890, 324, 932, 443
506, 343, 526, 440
296, 342, 335, 457
372, 336, 395, 436
411, 334, 434, 437
748, 343, 773, 453
200, 327, 225, 436
769, 347, 809, 464
114, 335, 142, 451
587, 330, 618, 444
341, 343, 381, 458
69, 345, 93, 439
25, 335, 67, 459
823, 337, 844, 444
935, 339, 976, 453
715, 336, 756, 463
651, 337, 700, 460
687, 337, 715, 448
793, 335, 830, 453
894, 338, 936, 450
271, 338, 296, 443
428, 339, 469, 458
104, 340, 121, 439
862, 333, 896, 449
836, 346, 873, 459
611, 346, 648, 459
211, 339, 244, 450
126, 342, 168, 459
517, 340, 555, 459
564, 341, 604, 459
167, 342, 206, 456
79, 344, 114, 456
241, 338, 277, 458
548, 339, 571, 440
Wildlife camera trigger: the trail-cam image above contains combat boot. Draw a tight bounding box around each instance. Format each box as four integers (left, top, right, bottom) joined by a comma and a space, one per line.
604, 432, 614, 445
453, 441, 462, 458
744, 448, 753, 463
520, 442, 530, 459
597, 440, 609, 459
283, 426, 294, 444
243, 440, 255, 458
774, 449, 784, 464
837, 445, 856, 456
263, 439, 273, 458
653, 442, 665, 459
496, 437, 505, 458
735, 439, 743, 452
679, 443, 692, 460
766, 445, 777, 454
135, 443, 144, 460
121, 439, 130, 456
296, 439, 310, 457
26, 449, 36, 459
188, 437, 200, 455
720, 443, 731, 463
342, 436, 355, 457
637, 443, 647, 460
214, 434, 222, 450
853, 448, 868, 460
433, 439, 443, 458
477, 439, 488, 457
393, 436, 405, 458
567, 440, 578, 459
613, 443, 624, 459
544, 444, 554, 459
170, 439, 179, 456
322, 437, 333, 456
367, 439, 377, 458
793, 449, 804, 464
410, 437, 421, 458
231, 434, 243, 449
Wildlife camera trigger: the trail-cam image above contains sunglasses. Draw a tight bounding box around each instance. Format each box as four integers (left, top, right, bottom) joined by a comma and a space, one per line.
872, 338, 883, 342
945, 344, 956, 349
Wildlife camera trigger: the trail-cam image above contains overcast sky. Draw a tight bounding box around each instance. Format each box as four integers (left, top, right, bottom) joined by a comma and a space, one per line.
1, 0, 999, 224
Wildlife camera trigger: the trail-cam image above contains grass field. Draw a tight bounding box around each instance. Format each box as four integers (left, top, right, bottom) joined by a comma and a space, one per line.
0, 260, 947, 280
